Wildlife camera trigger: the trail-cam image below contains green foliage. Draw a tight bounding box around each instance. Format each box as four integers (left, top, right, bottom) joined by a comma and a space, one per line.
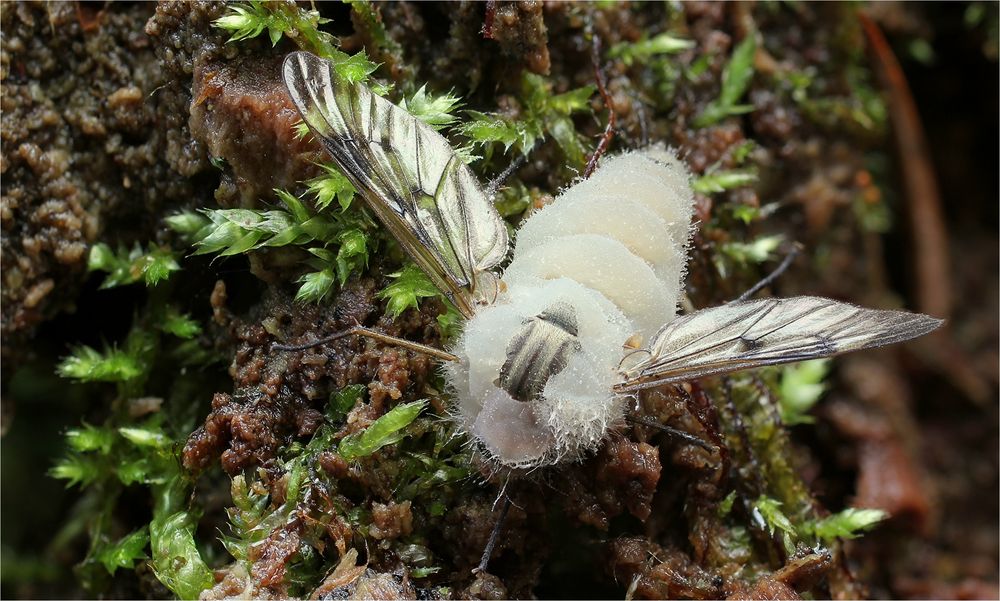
692, 167, 758, 195
97, 528, 149, 575
716, 234, 783, 279
804, 508, 887, 542
778, 359, 829, 425
150, 477, 214, 600
457, 72, 595, 165
339, 400, 427, 460
609, 32, 694, 66
65, 423, 115, 454
721, 234, 782, 264
58, 345, 144, 383
435, 304, 463, 342
694, 34, 757, 127
402, 85, 463, 131
214, 1, 379, 85
49, 453, 103, 488
377, 264, 442, 319
753, 495, 796, 554
158, 307, 203, 340
88, 243, 179, 288
328, 384, 367, 420
306, 164, 357, 212
170, 188, 375, 304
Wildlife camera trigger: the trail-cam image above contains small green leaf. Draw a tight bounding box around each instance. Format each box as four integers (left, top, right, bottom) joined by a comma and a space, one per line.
753, 496, 796, 538
335, 50, 380, 84
296, 269, 336, 304
307, 164, 357, 212
806, 508, 887, 542
436, 304, 463, 342
378, 264, 441, 318
87, 243, 179, 288
49, 454, 102, 488
609, 32, 695, 66
87, 243, 116, 273
547, 85, 596, 115
97, 528, 149, 575
159, 308, 202, 339
730, 204, 760, 225
328, 384, 366, 420
457, 111, 528, 154
718, 490, 737, 517
150, 510, 213, 599
140, 248, 180, 286
403, 85, 463, 130
65, 424, 115, 454
165, 211, 211, 238
58, 345, 143, 383
721, 234, 783, 265
692, 168, 758, 194
119, 425, 170, 449
694, 33, 757, 127
778, 359, 829, 425
339, 400, 427, 460
150, 478, 214, 600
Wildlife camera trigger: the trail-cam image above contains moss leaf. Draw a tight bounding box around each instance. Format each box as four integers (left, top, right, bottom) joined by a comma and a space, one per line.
339, 400, 427, 460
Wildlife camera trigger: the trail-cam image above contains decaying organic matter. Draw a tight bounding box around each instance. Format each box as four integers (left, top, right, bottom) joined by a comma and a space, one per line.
2, 2, 996, 600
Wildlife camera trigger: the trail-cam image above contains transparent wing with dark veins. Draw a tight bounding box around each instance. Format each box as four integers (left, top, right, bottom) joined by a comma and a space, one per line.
616, 296, 942, 392
282, 51, 508, 316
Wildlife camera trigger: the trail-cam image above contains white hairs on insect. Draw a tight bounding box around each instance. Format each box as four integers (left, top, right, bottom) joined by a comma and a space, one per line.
446, 147, 694, 467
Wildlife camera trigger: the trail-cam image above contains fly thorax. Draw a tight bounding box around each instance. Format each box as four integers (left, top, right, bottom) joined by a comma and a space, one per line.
495, 301, 583, 402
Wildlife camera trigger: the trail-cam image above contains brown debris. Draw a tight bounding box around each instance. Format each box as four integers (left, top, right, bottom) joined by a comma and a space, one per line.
726, 575, 800, 600
558, 437, 662, 529
189, 54, 322, 207
369, 500, 414, 540
483, 1, 550, 75
1, 1, 198, 363
609, 537, 723, 600
184, 281, 440, 474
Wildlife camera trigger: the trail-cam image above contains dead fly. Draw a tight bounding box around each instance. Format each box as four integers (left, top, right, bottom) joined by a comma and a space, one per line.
280, 50, 941, 468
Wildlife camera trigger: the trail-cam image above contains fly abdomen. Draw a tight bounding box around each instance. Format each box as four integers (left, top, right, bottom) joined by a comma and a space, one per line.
502, 145, 693, 340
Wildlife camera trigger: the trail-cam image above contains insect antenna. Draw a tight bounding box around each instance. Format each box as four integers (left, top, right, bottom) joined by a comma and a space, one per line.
731, 243, 802, 303
271, 325, 459, 363
624, 414, 715, 451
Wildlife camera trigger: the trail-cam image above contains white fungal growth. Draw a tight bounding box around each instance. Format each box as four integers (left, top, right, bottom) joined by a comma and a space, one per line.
447, 146, 695, 467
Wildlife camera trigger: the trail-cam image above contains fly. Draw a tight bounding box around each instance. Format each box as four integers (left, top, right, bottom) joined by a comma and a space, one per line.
280, 50, 942, 469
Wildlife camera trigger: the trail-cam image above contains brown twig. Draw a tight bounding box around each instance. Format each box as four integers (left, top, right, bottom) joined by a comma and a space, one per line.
584, 33, 616, 179
861, 12, 991, 405
859, 12, 951, 321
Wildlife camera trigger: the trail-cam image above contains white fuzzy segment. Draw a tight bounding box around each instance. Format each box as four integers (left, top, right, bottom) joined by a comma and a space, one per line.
448, 146, 694, 466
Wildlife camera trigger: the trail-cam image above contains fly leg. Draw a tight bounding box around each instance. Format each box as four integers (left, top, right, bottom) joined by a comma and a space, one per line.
272, 325, 459, 363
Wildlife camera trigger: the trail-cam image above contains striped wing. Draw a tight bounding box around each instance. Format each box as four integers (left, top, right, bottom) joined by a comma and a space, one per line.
616, 296, 942, 392
282, 51, 508, 316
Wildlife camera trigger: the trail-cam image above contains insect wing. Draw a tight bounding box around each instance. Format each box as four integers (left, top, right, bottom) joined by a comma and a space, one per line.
282, 51, 508, 315
616, 296, 942, 392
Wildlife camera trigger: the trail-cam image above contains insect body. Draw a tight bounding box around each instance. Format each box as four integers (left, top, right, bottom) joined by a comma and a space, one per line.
282, 51, 942, 468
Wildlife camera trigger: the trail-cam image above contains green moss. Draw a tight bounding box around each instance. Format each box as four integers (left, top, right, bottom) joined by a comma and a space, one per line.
694, 34, 757, 127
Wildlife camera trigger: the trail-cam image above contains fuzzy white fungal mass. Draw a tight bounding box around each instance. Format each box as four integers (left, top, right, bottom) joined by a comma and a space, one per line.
447, 147, 695, 467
